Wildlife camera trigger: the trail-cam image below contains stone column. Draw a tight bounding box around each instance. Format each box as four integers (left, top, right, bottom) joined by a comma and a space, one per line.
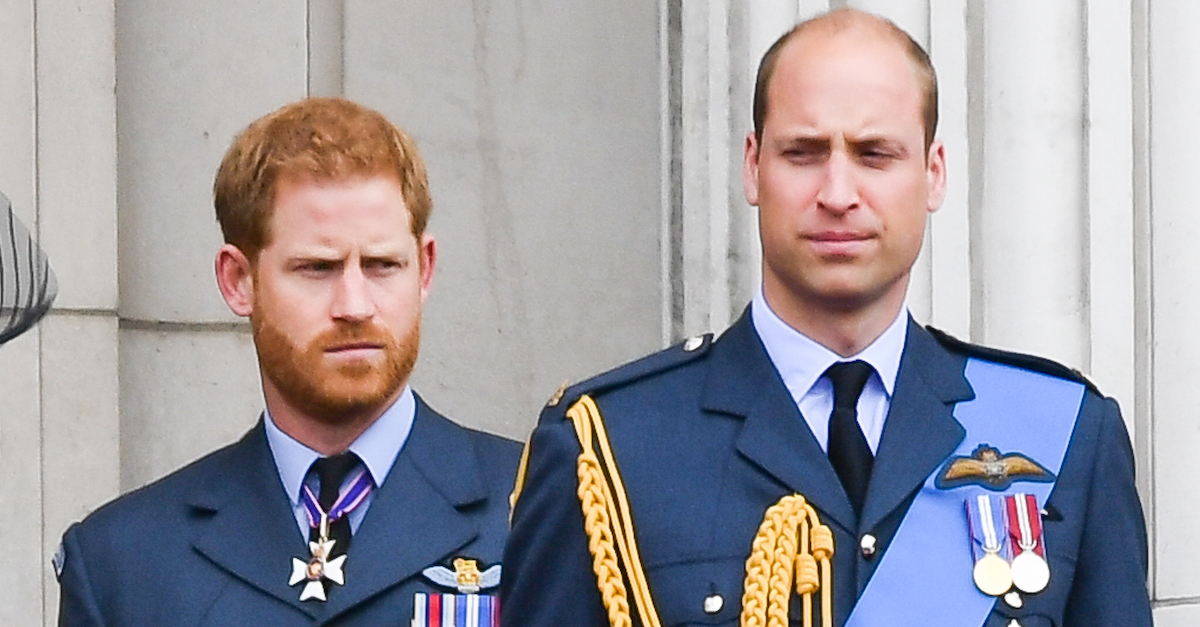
975, 2, 1088, 367
1147, 0, 1200, 621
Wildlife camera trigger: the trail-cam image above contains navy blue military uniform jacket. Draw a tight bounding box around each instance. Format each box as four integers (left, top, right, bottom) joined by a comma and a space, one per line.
502, 313, 1151, 627
58, 396, 520, 626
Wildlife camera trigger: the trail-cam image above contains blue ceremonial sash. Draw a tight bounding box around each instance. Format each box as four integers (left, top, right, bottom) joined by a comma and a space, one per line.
846, 358, 1084, 627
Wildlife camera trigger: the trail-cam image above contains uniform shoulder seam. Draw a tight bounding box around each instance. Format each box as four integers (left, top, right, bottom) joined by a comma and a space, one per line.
925, 324, 1100, 395
545, 332, 714, 415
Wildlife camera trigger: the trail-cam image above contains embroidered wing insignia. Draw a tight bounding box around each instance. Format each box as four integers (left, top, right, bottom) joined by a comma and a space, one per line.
478, 564, 501, 589
936, 444, 1055, 491
421, 558, 502, 593
421, 565, 459, 589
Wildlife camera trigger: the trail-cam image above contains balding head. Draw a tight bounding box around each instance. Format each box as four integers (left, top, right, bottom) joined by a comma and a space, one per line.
752, 9, 938, 152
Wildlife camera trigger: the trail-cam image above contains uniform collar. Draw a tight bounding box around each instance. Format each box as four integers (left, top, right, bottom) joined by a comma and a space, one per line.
750, 287, 906, 401
264, 385, 416, 507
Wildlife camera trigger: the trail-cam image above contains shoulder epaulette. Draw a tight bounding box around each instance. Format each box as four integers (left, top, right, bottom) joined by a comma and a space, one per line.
925, 325, 1100, 395
544, 333, 714, 413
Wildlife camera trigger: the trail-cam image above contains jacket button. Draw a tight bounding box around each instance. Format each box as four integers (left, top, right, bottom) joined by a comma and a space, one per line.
860, 533, 877, 558
703, 594, 723, 614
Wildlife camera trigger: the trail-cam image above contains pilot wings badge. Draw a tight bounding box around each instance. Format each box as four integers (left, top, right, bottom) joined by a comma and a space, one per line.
936, 444, 1055, 491
422, 558, 501, 594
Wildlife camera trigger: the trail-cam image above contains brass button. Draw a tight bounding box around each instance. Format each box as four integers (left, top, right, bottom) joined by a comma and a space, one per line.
860, 533, 877, 558
703, 593, 723, 614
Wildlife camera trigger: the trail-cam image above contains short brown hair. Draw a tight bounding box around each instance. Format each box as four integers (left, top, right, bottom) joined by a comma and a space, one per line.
214, 97, 432, 259
752, 9, 939, 151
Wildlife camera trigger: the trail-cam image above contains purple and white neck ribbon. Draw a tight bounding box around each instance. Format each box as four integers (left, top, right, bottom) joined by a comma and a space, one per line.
301, 467, 374, 530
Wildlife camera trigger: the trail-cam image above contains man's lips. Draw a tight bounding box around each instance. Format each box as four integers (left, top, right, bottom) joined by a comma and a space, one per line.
806, 229, 872, 242
803, 230, 874, 255
324, 341, 386, 358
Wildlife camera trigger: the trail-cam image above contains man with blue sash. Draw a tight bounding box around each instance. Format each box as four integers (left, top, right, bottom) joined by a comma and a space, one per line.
503, 9, 1151, 627
56, 98, 519, 626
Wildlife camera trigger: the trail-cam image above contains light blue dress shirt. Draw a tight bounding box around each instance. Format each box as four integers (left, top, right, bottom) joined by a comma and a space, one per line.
264, 385, 416, 540
750, 288, 907, 453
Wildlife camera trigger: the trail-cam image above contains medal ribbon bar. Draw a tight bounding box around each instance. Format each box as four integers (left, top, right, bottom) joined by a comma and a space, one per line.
967, 494, 1013, 597
412, 593, 499, 627
1006, 493, 1050, 594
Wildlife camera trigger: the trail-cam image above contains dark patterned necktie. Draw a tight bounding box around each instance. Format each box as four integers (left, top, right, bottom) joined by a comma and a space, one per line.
825, 360, 875, 517
309, 452, 362, 559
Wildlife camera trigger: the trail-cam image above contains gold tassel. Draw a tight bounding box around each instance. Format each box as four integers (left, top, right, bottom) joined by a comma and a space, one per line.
566, 395, 833, 627
740, 495, 835, 627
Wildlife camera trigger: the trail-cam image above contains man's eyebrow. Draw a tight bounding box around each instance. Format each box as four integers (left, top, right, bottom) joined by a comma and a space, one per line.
778, 136, 831, 150
850, 137, 908, 156
359, 243, 408, 258
288, 249, 343, 262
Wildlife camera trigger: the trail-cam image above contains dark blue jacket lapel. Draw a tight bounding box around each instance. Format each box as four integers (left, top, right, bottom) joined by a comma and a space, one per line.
323, 396, 485, 619
701, 312, 975, 537
861, 318, 973, 533
702, 312, 859, 534
186, 399, 489, 622
187, 422, 318, 619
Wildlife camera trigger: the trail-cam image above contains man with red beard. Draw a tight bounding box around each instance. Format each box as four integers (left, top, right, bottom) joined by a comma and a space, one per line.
56, 98, 520, 627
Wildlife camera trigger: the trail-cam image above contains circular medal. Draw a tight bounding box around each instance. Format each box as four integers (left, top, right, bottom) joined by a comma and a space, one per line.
973, 552, 1013, 596
1011, 550, 1050, 594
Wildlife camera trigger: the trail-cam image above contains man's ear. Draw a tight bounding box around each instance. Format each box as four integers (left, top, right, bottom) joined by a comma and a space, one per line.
418, 234, 436, 304
215, 244, 255, 317
925, 140, 947, 214
743, 132, 762, 207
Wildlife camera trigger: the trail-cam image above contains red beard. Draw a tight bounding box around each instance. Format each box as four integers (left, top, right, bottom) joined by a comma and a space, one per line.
253, 314, 419, 424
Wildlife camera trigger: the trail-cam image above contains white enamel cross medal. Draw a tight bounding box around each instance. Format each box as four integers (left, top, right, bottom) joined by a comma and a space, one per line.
289, 514, 346, 601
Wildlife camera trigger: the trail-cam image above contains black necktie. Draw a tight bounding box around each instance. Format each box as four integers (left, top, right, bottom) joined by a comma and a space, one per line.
825, 360, 875, 517
310, 452, 361, 559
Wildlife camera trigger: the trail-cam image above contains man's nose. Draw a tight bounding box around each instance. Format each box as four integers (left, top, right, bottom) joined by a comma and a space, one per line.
816, 152, 859, 215
331, 265, 375, 322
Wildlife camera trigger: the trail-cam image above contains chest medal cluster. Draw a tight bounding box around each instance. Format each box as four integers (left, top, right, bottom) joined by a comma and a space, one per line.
965, 493, 1051, 599
288, 469, 374, 602
413, 558, 502, 627
289, 513, 347, 602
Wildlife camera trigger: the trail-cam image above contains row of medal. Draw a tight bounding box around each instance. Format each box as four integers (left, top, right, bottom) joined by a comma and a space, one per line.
965, 493, 1050, 598
411, 592, 499, 627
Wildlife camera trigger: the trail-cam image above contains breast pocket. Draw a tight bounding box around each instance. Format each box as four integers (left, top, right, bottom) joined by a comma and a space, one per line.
646, 557, 746, 627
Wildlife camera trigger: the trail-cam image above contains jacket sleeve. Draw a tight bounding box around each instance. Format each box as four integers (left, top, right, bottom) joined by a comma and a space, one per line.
56, 523, 107, 627
1062, 394, 1152, 626
501, 414, 610, 627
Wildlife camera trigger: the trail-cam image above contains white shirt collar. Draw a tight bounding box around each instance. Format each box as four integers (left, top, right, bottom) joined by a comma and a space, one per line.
264, 385, 416, 506
750, 287, 907, 403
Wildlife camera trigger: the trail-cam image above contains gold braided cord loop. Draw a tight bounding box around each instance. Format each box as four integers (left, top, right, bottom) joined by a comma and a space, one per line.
576, 446, 633, 627
766, 506, 802, 627
566, 395, 834, 627
508, 436, 533, 519
586, 398, 661, 625
568, 396, 662, 627
740, 494, 835, 627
